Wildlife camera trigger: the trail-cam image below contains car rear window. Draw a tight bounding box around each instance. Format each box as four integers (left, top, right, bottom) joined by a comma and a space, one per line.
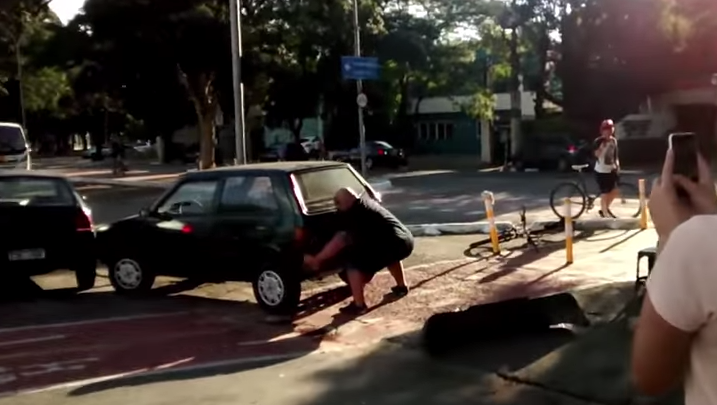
0, 177, 75, 206
295, 167, 366, 209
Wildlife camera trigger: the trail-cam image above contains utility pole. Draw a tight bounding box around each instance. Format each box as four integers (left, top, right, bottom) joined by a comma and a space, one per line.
15, 40, 26, 132
229, 0, 247, 164
352, 0, 367, 176
508, 4, 522, 161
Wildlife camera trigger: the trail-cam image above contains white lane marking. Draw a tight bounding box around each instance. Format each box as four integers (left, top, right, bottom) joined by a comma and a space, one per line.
0, 335, 66, 347
0, 312, 191, 334
18, 358, 100, 377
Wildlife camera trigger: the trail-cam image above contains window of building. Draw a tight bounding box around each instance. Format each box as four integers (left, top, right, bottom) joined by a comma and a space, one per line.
416, 122, 455, 142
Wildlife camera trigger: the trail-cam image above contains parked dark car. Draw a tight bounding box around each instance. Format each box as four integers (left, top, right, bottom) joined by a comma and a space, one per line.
345, 141, 407, 170
0, 172, 96, 290
512, 133, 592, 172
95, 161, 382, 314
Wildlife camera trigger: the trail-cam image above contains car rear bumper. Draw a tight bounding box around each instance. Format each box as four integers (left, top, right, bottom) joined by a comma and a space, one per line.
2, 233, 96, 276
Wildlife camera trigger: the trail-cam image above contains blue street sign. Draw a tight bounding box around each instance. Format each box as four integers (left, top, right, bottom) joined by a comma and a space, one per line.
341, 56, 380, 80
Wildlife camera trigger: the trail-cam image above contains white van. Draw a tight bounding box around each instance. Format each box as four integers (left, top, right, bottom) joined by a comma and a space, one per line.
0, 122, 31, 170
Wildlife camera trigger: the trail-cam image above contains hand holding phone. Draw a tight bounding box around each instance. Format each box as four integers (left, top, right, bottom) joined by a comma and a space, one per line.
668, 132, 698, 182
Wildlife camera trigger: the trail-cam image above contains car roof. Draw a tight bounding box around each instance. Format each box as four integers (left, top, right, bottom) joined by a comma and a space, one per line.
0, 122, 23, 129
184, 161, 349, 179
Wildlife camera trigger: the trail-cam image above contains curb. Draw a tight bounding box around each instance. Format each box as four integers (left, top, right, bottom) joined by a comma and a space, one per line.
406, 221, 514, 237
370, 178, 392, 191
408, 218, 642, 237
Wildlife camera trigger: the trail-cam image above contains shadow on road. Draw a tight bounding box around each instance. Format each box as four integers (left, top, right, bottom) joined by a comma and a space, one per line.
289, 282, 681, 405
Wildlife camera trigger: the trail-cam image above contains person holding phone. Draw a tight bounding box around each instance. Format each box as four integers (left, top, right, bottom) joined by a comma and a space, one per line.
593, 119, 620, 218
631, 143, 717, 404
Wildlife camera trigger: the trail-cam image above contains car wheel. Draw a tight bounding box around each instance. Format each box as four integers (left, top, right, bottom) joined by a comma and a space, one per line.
252, 267, 301, 315
513, 160, 525, 172
75, 262, 97, 291
108, 256, 155, 294
365, 157, 374, 170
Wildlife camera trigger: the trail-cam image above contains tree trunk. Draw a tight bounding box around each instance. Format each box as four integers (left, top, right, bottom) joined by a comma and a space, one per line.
508, 24, 522, 159
198, 115, 215, 170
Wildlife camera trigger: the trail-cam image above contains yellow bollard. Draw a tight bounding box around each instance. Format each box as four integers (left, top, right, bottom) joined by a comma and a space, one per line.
564, 197, 574, 264
638, 178, 648, 230
482, 191, 500, 254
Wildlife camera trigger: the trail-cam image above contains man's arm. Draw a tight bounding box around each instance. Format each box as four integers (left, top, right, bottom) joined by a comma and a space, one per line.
632, 219, 709, 395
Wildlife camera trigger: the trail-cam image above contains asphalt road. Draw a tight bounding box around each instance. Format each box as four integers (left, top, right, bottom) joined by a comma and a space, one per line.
77, 170, 648, 226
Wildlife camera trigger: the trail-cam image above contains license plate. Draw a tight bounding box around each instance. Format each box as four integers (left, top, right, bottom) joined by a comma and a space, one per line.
8, 249, 46, 261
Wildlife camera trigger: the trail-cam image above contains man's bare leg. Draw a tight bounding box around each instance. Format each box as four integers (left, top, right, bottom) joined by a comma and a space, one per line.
387, 261, 407, 287
344, 269, 367, 311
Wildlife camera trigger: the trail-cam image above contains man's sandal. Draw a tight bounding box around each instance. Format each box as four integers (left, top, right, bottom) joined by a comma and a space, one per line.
339, 302, 368, 315
391, 285, 409, 298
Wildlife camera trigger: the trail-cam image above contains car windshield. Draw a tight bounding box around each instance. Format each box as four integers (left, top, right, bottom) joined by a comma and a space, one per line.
0, 125, 27, 153
0, 177, 75, 206
295, 167, 366, 211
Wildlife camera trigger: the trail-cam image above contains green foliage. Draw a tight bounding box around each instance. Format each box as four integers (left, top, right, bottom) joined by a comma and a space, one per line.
22, 66, 71, 113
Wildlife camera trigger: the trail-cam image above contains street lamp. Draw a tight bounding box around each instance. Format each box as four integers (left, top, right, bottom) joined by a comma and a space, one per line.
229, 0, 247, 165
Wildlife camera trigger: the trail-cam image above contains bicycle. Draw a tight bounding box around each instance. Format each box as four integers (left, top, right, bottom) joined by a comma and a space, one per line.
549, 164, 641, 220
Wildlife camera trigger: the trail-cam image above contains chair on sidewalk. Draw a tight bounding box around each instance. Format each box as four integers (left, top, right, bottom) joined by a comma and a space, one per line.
635, 246, 657, 291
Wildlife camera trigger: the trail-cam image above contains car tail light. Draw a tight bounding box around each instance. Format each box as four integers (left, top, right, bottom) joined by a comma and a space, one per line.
378, 149, 386, 155
181, 224, 193, 234
567, 145, 576, 153
76, 210, 93, 232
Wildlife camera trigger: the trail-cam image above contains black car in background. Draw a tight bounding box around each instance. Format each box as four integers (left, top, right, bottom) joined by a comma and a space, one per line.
95, 161, 382, 315
345, 141, 408, 170
512, 133, 592, 172
0, 172, 97, 290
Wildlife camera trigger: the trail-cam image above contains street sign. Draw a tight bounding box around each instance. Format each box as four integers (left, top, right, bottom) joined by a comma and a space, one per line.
341, 56, 380, 80
356, 93, 368, 108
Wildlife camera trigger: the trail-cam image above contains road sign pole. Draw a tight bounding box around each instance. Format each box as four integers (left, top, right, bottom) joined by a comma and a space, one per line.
230, 0, 247, 165
352, 0, 367, 177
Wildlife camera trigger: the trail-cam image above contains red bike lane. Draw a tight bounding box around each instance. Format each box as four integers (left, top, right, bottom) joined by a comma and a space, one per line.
0, 310, 326, 396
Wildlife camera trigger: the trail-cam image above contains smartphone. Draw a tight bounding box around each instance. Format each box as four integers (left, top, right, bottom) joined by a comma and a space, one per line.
668, 132, 698, 181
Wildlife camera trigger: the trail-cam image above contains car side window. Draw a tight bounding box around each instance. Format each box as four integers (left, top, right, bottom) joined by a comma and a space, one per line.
219, 176, 279, 213
156, 180, 218, 216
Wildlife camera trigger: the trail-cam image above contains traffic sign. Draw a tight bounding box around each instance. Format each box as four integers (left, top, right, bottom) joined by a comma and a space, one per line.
356, 93, 368, 108
341, 56, 380, 80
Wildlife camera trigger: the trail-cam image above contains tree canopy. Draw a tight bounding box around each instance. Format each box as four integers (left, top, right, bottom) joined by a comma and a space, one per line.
0, 0, 715, 162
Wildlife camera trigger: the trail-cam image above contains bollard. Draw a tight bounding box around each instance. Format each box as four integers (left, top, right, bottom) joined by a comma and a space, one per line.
564, 198, 574, 264
638, 178, 648, 230
482, 191, 500, 254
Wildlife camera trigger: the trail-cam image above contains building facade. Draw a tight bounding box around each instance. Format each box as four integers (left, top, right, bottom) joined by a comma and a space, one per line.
407, 91, 538, 163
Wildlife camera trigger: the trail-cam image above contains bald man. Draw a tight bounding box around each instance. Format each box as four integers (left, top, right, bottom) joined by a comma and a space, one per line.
304, 187, 413, 315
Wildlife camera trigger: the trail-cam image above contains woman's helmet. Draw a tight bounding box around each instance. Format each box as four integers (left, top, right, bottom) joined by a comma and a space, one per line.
600, 119, 615, 131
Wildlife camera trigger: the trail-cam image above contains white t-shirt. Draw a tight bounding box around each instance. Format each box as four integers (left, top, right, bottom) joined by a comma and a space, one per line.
647, 216, 717, 405
594, 137, 618, 173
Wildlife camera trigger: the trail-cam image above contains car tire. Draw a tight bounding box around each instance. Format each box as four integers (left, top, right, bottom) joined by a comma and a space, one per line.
75, 262, 97, 291
108, 256, 155, 295
252, 266, 301, 315
513, 160, 525, 172
365, 157, 374, 170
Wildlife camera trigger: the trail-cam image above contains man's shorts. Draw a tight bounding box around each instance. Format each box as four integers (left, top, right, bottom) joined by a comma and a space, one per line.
595, 171, 618, 194
343, 237, 414, 279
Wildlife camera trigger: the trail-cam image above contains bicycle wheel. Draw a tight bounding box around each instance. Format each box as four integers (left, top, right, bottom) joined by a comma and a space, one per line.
550, 182, 587, 219
608, 182, 642, 218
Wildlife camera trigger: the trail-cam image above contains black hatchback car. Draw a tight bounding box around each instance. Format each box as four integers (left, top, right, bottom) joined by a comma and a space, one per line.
0, 172, 96, 290
96, 161, 382, 314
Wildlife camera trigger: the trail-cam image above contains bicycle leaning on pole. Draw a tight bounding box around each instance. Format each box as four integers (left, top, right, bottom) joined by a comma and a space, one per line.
548, 163, 642, 220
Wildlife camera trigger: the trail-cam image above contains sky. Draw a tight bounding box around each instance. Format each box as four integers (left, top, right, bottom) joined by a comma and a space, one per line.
49, 0, 84, 24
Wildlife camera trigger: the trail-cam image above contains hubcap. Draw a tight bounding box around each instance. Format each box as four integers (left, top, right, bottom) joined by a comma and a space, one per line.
366, 158, 373, 169
257, 270, 285, 306
114, 258, 143, 290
